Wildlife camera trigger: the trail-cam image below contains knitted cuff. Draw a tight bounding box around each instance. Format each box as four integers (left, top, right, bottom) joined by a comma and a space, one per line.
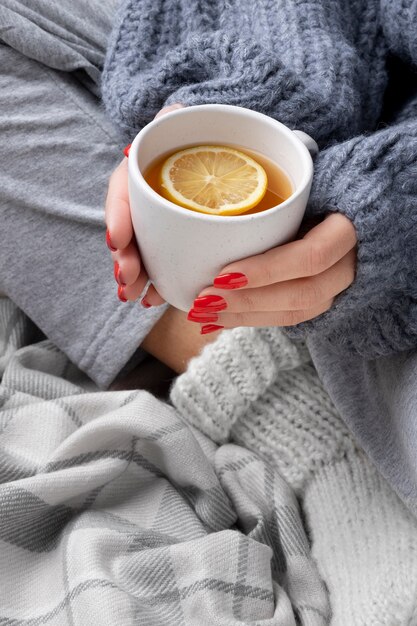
289, 122, 417, 357
230, 361, 356, 494
170, 327, 309, 444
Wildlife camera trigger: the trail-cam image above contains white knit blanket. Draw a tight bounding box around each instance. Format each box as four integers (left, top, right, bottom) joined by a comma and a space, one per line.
0, 297, 329, 625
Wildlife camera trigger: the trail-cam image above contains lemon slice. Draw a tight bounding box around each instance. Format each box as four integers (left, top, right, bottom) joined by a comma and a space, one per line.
160, 145, 268, 216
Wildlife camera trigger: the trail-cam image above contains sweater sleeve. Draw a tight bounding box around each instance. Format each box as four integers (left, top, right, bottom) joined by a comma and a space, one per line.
288, 104, 417, 357
101, 0, 386, 144
170, 326, 310, 444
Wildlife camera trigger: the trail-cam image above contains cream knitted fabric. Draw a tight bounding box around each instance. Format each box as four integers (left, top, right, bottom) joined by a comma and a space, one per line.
305, 450, 417, 625
170, 328, 417, 625
171, 327, 310, 445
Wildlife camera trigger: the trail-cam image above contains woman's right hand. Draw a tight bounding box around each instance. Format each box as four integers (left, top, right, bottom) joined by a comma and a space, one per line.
105, 103, 184, 307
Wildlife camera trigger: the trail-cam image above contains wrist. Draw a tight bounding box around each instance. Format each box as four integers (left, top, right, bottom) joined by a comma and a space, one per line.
141, 306, 219, 374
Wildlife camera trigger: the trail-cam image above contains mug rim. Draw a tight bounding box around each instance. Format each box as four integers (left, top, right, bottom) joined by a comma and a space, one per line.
128, 104, 314, 222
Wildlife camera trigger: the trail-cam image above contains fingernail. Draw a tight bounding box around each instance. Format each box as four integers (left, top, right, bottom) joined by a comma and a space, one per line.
141, 297, 152, 308
187, 309, 219, 323
113, 261, 126, 286
123, 143, 132, 158
200, 324, 224, 335
193, 295, 227, 312
213, 272, 248, 290
117, 285, 127, 302
106, 229, 117, 252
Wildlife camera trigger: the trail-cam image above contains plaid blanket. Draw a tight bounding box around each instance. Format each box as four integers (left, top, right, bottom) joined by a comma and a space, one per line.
0, 297, 329, 625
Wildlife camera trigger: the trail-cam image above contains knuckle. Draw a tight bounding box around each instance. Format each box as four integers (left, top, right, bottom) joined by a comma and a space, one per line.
231, 311, 249, 327
260, 262, 275, 285
239, 291, 256, 311
283, 297, 334, 327
305, 241, 330, 275
290, 281, 322, 309
281, 309, 304, 326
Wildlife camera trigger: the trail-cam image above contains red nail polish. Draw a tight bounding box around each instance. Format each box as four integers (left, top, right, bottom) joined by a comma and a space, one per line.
200, 324, 224, 335
106, 229, 117, 252
193, 295, 227, 312
113, 261, 126, 286
141, 297, 152, 308
117, 285, 127, 302
123, 143, 132, 158
187, 309, 219, 323
213, 272, 248, 289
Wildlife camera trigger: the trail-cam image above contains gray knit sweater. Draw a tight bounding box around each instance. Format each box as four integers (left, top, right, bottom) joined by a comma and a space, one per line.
102, 0, 417, 359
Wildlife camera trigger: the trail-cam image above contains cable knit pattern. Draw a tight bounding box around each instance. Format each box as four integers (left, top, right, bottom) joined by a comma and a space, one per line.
102, 0, 386, 143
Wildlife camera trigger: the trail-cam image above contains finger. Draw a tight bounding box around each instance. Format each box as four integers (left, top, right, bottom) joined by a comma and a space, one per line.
112, 241, 141, 286
105, 159, 132, 250
215, 213, 357, 289
195, 248, 355, 313
141, 283, 166, 307
154, 103, 185, 119
197, 299, 334, 332
117, 270, 149, 302
106, 104, 185, 253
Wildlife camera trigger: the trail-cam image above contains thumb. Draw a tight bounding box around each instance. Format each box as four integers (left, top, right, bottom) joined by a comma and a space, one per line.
154, 103, 185, 119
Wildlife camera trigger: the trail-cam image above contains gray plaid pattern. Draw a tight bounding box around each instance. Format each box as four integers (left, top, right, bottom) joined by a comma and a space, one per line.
0, 298, 329, 625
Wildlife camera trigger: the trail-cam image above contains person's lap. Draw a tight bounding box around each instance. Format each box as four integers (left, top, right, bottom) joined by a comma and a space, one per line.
0, 0, 119, 91
0, 1, 164, 388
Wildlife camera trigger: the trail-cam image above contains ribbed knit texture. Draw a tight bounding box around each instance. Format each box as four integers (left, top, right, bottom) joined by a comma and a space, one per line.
305, 452, 417, 625
171, 328, 356, 493
102, 0, 417, 358
171, 326, 310, 444
170, 327, 417, 624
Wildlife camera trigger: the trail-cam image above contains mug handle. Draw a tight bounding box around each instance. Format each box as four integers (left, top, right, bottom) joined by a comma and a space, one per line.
293, 130, 319, 156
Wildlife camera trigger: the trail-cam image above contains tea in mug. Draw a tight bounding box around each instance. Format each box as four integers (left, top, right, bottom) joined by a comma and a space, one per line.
143, 144, 293, 216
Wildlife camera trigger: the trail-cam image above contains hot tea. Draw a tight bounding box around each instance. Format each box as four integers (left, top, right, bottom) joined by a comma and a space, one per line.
143, 144, 293, 216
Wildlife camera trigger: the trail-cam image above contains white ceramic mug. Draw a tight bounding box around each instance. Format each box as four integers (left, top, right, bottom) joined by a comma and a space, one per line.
128, 104, 318, 311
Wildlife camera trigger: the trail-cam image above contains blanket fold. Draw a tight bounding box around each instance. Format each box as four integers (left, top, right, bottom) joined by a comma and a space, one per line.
0, 297, 329, 625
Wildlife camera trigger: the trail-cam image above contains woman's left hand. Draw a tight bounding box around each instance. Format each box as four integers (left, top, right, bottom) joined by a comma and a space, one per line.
188, 213, 357, 334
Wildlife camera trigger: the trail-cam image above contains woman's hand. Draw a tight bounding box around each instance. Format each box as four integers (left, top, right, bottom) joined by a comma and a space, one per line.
105, 107, 357, 336
105, 103, 184, 306
188, 213, 357, 334
104, 102, 221, 373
